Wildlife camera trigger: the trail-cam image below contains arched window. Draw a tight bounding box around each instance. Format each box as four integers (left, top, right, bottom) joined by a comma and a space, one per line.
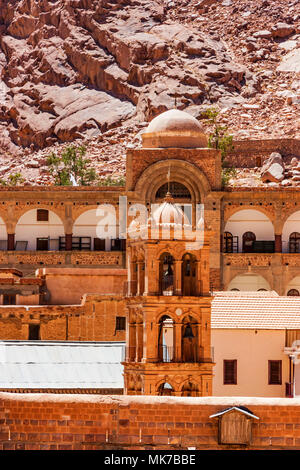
157, 382, 173, 396
156, 182, 191, 200
289, 232, 300, 253
287, 289, 300, 296
159, 253, 174, 295
242, 231, 256, 253
182, 253, 197, 296
181, 381, 199, 397
158, 315, 174, 362
230, 288, 240, 291
181, 315, 198, 362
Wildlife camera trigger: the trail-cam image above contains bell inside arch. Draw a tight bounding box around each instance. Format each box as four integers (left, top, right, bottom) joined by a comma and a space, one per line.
183, 323, 194, 339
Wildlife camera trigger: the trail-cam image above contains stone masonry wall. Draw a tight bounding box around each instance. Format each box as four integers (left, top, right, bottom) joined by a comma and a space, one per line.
0, 394, 300, 450
228, 139, 300, 168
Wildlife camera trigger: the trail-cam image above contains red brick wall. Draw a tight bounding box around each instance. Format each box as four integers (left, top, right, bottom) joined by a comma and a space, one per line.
1, 394, 300, 450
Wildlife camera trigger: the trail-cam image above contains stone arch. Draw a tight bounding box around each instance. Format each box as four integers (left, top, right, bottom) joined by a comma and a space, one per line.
278, 208, 300, 233
226, 273, 271, 291
181, 252, 197, 296
224, 205, 275, 226
15, 208, 65, 251
134, 159, 211, 203
12, 205, 66, 233
181, 379, 200, 397
282, 211, 300, 253
285, 276, 300, 296
181, 314, 199, 363
0, 214, 8, 245
156, 378, 176, 396
158, 314, 174, 363
73, 207, 119, 251
224, 209, 275, 253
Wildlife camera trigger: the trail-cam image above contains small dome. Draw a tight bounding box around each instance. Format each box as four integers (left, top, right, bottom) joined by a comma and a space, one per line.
142, 109, 207, 149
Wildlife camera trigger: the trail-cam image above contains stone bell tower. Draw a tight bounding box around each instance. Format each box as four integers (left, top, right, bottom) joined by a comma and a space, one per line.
122, 107, 218, 396
122, 109, 218, 397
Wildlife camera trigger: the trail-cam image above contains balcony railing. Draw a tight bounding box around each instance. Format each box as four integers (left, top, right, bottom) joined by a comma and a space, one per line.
122, 345, 214, 363
223, 236, 275, 253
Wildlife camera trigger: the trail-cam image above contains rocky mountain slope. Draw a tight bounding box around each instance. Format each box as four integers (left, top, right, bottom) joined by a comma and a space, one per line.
0, 0, 299, 185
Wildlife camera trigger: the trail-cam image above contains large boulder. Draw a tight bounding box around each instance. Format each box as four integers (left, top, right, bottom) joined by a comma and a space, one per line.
261, 152, 285, 183
271, 23, 295, 38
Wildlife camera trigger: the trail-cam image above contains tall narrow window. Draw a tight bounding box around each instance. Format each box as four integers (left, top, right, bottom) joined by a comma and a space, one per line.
224, 232, 233, 253
37, 209, 49, 222
29, 324, 40, 340
223, 360, 237, 385
268, 360, 282, 385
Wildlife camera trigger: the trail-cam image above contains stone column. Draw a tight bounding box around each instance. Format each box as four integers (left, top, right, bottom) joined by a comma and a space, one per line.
7, 233, 15, 251
174, 260, 182, 295
65, 233, 72, 251
127, 322, 136, 361
135, 322, 143, 362
275, 234, 282, 253
136, 262, 144, 296
174, 322, 182, 362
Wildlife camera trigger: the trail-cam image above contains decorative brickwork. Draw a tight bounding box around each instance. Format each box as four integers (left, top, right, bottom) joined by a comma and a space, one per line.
70, 252, 123, 266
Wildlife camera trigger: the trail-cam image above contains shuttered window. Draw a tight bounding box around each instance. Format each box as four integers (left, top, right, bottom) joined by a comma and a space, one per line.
37, 209, 49, 221
268, 360, 282, 385
116, 317, 126, 331
223, 360, 237, 385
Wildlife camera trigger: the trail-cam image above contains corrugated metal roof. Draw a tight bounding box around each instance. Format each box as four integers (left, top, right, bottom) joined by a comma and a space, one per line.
0, 341, 125, 389
212, 291, 300, 329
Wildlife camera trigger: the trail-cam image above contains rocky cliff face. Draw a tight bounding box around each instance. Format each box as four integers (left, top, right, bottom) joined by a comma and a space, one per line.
0, 0, 299, 184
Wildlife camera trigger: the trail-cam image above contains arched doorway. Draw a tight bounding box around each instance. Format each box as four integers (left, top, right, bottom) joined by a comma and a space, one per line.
182, 253, 197, 296
181, 315, 198, 362
159, 253, 174, 295
242, 231, 256, 253
158, 315, 174, 362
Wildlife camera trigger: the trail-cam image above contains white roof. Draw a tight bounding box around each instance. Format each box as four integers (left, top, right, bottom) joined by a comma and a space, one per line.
0, 341, 124, 390
212, 291, 300, 329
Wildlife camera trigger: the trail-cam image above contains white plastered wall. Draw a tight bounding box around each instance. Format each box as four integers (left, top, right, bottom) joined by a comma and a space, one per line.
227, 273, 271, 291
0, 216, 7, 243
15, 209, 65, 251
285, 276, 300, 295
212, 329, 288, 397
73, 208, 119, 251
